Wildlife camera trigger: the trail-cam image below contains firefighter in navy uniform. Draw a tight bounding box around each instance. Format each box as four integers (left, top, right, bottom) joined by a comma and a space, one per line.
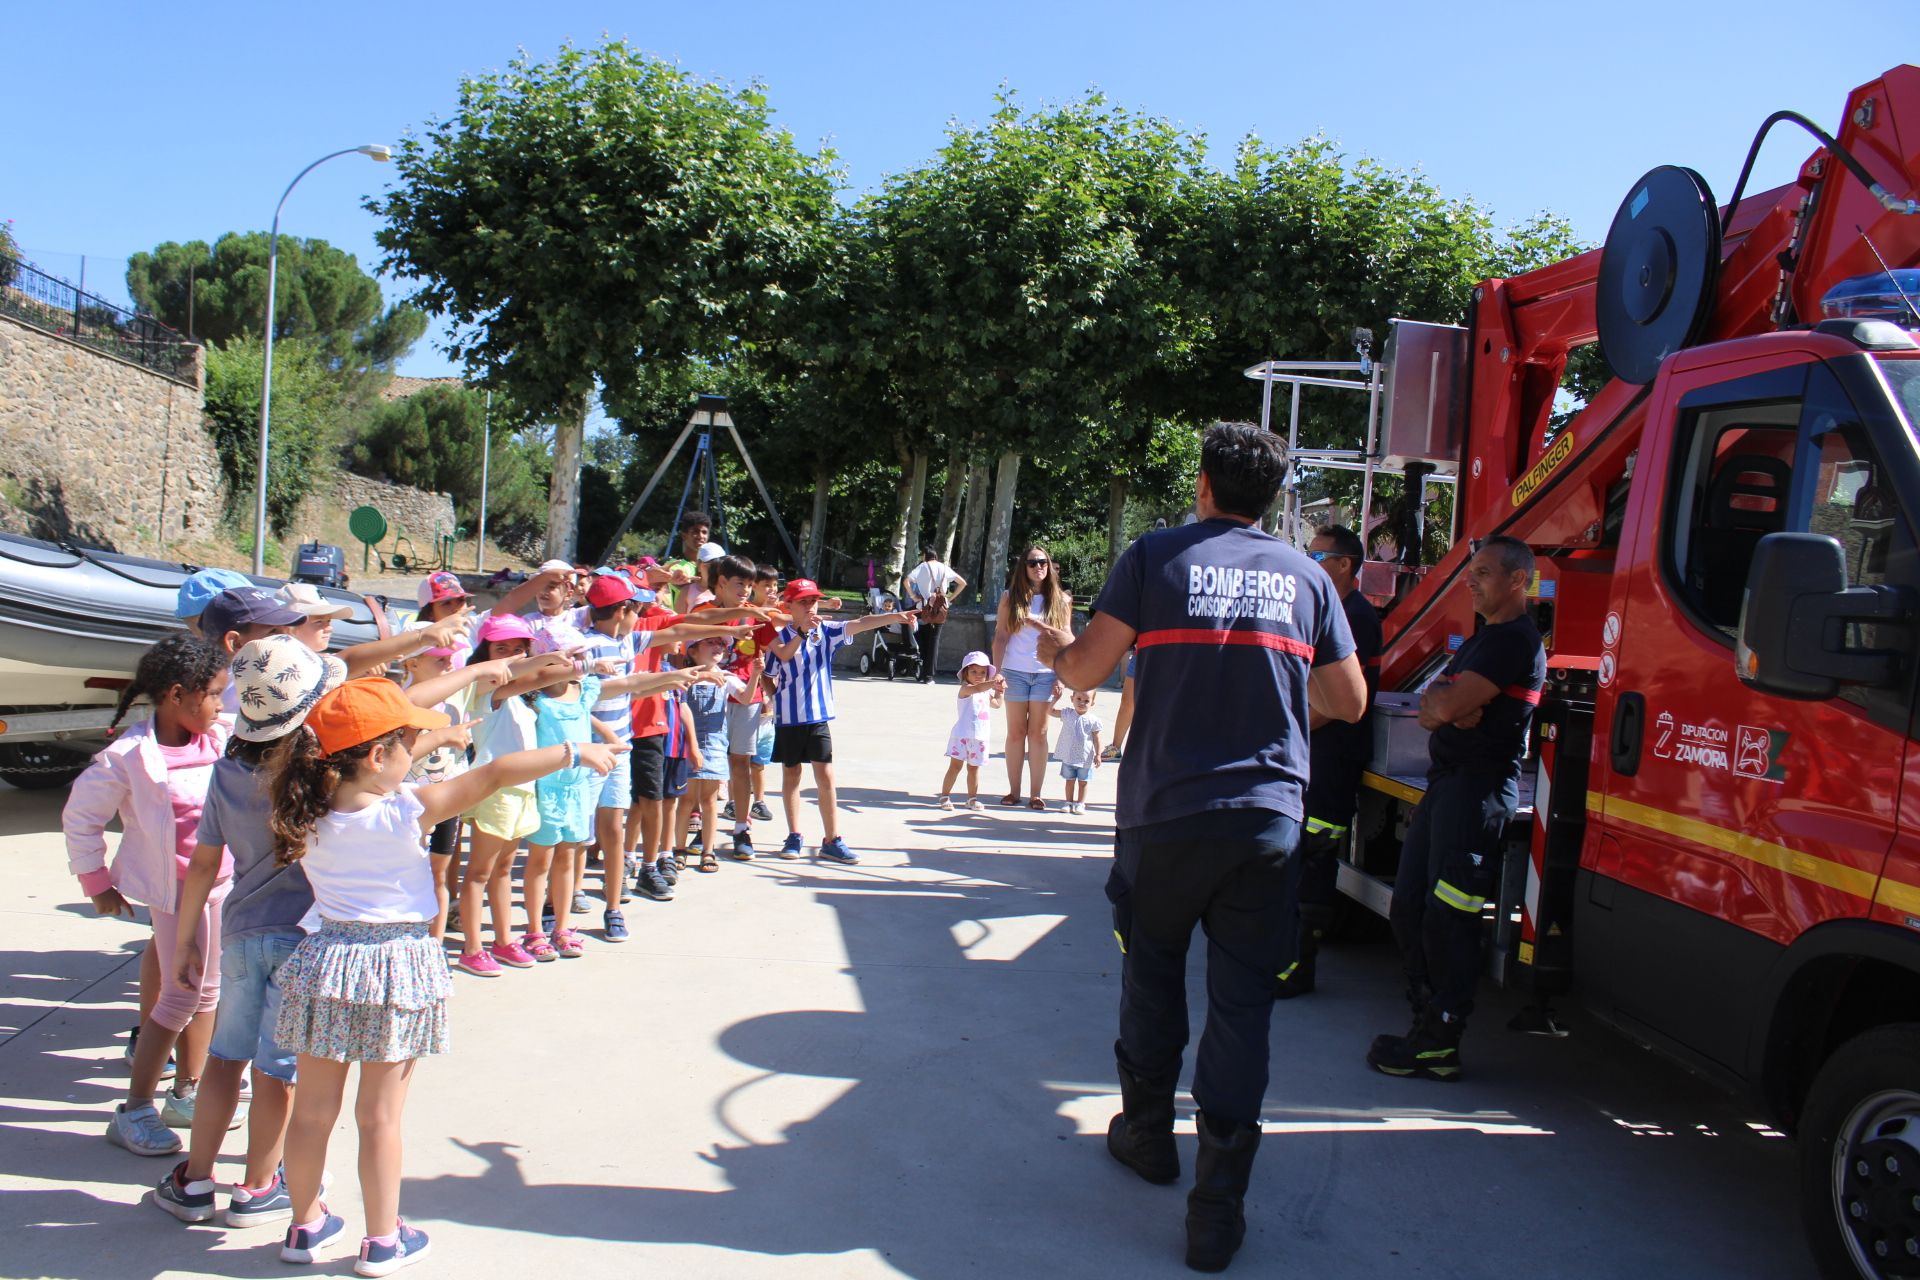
1038, 424, 1367, 1274
1277, 525, 1381, 999
1369, 535, 1545, 1081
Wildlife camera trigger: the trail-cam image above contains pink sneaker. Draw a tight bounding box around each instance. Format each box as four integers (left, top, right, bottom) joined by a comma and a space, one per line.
490, 941, 536, 969
455, 950, 501, 978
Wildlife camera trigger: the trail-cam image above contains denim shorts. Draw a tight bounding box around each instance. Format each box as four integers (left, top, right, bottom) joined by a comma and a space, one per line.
1061, 762, 1092, 782
1002, 668, 1056, 702
208, 929, 302, 1082
596, 749, 633, 810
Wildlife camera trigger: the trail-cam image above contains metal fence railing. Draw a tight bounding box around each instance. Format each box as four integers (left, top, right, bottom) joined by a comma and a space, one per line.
0, 256, 198, 382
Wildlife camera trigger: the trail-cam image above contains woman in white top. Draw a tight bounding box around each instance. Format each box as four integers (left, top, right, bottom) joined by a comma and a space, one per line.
991, 544, 1073, 810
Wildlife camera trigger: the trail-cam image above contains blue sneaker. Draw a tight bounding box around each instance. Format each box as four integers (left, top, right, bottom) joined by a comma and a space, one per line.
778, 832, 805, 860
355, 1220, 431, 1276
820, 837, 859, 865
151, 1160, 216, 1223
730, 830, 755, 861
226, 1170, 294, 1228
603, 907, 629, 943
281, 1208, 346, 1263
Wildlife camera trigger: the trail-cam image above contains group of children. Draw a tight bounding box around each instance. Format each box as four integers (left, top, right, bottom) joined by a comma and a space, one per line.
59, 528, 926, 1275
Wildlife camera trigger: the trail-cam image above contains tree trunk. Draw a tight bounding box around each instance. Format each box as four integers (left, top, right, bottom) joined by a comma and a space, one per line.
932, 442, 966, 564
1107, 474, 1129, 574
982, 450, 1022, 606
804, 460, 830, 579
881, 439, 915, 596
896, 450, 929, 587
544, 392, 590, 561
958, 460, 990, 585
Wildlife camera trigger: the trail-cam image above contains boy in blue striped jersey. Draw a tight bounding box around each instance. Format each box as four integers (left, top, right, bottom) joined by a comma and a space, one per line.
765, 579, 916, 863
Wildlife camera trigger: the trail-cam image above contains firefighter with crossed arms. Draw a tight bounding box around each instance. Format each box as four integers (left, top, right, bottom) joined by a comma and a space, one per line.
1369, 534, 1545, 1081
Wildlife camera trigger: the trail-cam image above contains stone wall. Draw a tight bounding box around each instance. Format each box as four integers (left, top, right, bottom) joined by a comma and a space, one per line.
325, 471, 457, 542
0, 314, 223, 553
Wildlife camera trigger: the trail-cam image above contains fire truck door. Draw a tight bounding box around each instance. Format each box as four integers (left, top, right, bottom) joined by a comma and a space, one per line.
1586, 359, 1901, 1073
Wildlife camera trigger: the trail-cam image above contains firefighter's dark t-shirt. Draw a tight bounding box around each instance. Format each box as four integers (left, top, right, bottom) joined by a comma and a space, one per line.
1311, 588, 1381, 770
1426, 614, 1545, 776
1093, 518, 1354, 828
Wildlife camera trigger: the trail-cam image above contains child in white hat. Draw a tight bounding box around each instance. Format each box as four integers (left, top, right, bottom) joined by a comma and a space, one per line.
936, 651, 1006, 811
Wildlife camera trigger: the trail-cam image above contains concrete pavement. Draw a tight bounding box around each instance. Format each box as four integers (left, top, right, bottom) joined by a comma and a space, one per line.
2, 675, 1805, 1278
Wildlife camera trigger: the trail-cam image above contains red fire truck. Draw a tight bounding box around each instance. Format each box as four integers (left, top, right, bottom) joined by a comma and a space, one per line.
1258, 66, 1920, 1278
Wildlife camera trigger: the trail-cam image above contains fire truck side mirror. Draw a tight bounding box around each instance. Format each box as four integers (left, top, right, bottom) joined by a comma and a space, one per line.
1736, 533, 1911, 700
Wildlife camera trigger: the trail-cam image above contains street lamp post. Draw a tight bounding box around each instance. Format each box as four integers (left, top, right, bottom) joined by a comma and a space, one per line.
252, 144, 392, 575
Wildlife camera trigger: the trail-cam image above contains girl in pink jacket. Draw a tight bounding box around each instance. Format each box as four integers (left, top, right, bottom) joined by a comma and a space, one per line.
63, 633, 235, 1157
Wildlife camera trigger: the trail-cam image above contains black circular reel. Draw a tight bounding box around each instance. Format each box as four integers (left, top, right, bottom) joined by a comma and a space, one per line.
1596, 165, 1722, 385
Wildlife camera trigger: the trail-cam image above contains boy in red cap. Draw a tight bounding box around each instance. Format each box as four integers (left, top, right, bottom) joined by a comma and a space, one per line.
577, 572, 756, 939
764, 580, 914, 863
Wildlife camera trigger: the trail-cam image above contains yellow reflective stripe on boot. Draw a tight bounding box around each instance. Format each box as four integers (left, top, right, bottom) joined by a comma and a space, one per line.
1433, 880, 1486, 913
1113, 929, 1127, 955
1304, 818, 1349, 836
1277, 961, 1298, 982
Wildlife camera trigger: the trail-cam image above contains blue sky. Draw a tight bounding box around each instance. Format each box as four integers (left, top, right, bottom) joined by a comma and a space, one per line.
7, 0, 1909, 394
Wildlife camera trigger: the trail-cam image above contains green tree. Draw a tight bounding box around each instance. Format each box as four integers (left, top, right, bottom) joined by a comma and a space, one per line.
369, 39, 841, 560
125, 232, 425, 365
201, 338, 341, 534
350, 382, 549, 530
862, 91, 1204, 601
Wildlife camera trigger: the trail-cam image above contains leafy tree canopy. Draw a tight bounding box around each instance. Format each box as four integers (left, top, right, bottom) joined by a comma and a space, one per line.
126, 232, 425, 368
369, 39, 841, 422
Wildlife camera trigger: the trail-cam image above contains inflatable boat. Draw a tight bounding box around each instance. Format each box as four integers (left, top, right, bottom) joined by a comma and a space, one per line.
0, 532, 388, 787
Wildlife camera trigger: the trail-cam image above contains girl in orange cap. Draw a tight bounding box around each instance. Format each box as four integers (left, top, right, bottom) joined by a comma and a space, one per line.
264, 677, 625, 1274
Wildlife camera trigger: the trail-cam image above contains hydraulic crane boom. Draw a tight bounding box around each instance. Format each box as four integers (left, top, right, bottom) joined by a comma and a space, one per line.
1378, 65, 1920, 690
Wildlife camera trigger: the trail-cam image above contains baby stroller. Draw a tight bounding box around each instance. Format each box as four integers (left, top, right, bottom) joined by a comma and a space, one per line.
856, 589, 921, 680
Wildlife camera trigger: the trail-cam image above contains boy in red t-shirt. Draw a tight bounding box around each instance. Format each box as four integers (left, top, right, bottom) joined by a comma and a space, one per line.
699, 556, 781, 859
620, 576, 778, 898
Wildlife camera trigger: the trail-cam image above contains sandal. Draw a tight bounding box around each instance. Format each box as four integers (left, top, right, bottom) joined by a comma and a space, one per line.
938, 795, 954, 811
698, 850, 719, 873
999, 793, 1023, 806
522, 932, 558, 963
554, 930, 585, 959
1029, 798, 1046, 811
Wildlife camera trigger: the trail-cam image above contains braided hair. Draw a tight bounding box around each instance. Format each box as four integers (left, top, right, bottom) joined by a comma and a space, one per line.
110, 632, 228, 732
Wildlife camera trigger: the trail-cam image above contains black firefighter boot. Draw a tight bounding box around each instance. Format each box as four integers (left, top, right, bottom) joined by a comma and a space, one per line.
1366, 1005, 1465, 1081
1107, 1056, 1180, 1184
1185, 1110, 1261, 1272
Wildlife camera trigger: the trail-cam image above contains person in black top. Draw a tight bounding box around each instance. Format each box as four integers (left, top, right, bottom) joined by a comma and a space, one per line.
1278, 526, 1381, 999
1369, 535, 1546, 1082
1037, 424, 1368, 1274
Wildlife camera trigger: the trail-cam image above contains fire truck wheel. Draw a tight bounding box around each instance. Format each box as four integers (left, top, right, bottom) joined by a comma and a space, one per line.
1798, 1023, 1920, 1279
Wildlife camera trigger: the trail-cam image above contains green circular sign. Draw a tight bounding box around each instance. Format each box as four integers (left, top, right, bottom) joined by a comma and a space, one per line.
348, 505, 388, 545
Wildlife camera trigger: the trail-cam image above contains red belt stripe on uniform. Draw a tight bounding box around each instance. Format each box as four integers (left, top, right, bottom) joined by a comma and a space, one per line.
1135, 629, 1316, 661
1504, 684, 1543, 705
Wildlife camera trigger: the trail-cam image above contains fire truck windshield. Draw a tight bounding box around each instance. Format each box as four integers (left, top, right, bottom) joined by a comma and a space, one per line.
1875, 354, 1920, 436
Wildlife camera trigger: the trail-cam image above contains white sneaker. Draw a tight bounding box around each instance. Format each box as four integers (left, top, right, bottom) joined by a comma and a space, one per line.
107, 1101, 182, 1156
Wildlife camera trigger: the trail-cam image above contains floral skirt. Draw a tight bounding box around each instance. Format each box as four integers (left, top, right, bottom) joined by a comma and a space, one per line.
275, 919, 450, 1063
